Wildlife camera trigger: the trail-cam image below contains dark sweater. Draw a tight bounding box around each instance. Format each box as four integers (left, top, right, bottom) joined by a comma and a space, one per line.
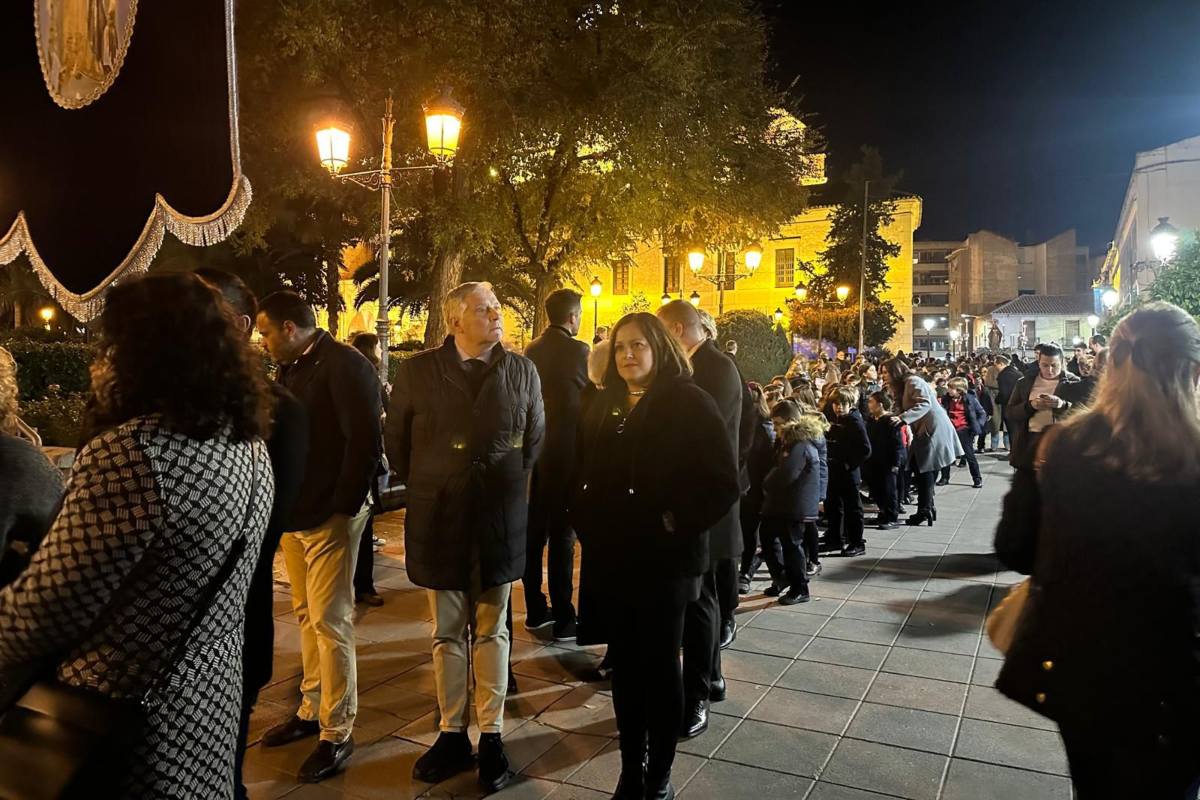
0, 434, 65, 586
826, 408, 872, 483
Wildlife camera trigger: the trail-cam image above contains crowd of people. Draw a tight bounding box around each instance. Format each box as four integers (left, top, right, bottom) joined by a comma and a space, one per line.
0, 271, 1196, 799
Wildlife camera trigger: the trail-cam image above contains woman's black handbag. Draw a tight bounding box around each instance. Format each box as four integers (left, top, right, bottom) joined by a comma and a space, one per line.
0, 459, 258, 799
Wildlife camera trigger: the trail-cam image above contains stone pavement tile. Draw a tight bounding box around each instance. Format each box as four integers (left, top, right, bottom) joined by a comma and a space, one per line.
963, 685, 1057, 731
714, 719, 838, 778
720, 649, 793, 684
545, 786, 609, 799
507, 676, 577, 721
929, 553, 1003, 580
565, 739, 705, 795
894, 626, 980, 656
820, 739, 947, 800
247, 699, 295, 747
881, 646, 974, 683
521, 732, 611, 783
747, 687, 858, 734
502, 720, 572, 773
941, 758, 1072, 800
709, 678, 770, 718
856, 569, 930, 590
728, 623, 813, 658
906, 605, 983, 633
243, 755, 301, 800
977, 635, 1004, 660
358, 681, 439, 723
818, 618, 903, 646
677, 708, 740, 758
386, 659, 440, 698
487, 776, 560, 800
970, 657, 1002, 687
746, 607, 829, 636
776, 660, 878, 700
535, 684, 618, 738
954, 718, 1070, 776
816, 563, 874, 585
513, 645, 603, 687
883, 539, 946, 555
318, 734, 430, 800
678, 760, 813, 798
279, 783, 360, 799
808, 783, 905, 800
799, 636, 889, 670
845, 702, 958, 755
807, 580, 859, 601
832, 600, 912, 625
847, 584, 920, 608
864, 672, 967, 716
919, 584, 993, 614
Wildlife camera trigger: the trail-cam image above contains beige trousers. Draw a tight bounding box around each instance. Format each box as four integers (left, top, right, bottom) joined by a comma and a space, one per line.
281, 504, 370, 743
428, 579, 512, 734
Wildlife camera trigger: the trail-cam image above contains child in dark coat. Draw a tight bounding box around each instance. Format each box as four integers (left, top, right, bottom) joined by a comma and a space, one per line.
825, 387, 872, 557
864, 391, 905, 529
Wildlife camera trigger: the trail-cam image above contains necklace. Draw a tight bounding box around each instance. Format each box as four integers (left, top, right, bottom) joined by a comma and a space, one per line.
628, 389, 646, 396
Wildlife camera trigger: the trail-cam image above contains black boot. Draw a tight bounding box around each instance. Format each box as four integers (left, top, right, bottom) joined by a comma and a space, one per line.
413, 731, 474, 784
709, 676, 727, 703
611, 766, 645, 799
261, 716, 320, 748
477, 732, 514, 793
645, 776, 677, 800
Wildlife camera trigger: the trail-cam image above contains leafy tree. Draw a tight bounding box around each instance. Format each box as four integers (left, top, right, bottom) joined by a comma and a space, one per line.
717, 309, 793, 383
809, 147, 903, 347
621, 291, 652, 316
0, 258, 52, 329
786, 299, 900, 350
1148, 234, 1200, 317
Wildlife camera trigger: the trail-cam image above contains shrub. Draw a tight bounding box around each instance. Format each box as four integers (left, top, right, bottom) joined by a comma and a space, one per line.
0, 327, 77, 344
6, 341, 94, 401
22, 391, 88, 448
716, 309, 793, 384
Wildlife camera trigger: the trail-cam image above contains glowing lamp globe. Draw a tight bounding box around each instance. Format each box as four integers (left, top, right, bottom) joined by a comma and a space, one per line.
39, 307, 54, 323
794, 284, 808, 302
923, 318, 936, 332
660, 293, 671, 306
1150, 216, 1179, 262
744, 244, 763, 272
687, 249, 705, 274
1101, 289, 1119, 309
949, 329, 960, 341
315, 126, 351, 174
589, 276, 602, 298
688, 291, 701, 307
1087, 314, 1099, 327
835, 285, 850, 303
773, 307, 784, 323
424, 88, 466, 161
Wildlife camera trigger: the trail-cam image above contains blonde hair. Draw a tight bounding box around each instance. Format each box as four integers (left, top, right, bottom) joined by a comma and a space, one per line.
1066, 302, 1200, 481
443, 281, 495, 330
0, 347, 19, 436
948, 377, 969, 393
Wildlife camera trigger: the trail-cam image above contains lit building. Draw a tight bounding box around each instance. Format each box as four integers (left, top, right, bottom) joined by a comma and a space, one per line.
912, 242, 955, 355
988, 294, 1100, 353
1099, 135, 1200, 309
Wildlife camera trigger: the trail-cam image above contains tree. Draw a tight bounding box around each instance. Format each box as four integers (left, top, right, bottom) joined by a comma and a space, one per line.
0, 258, 51, 329
1148, 234, 1200, 317
810, 147, 904, 347
787, 299, 901, 350
717, 309, 793, 383
621, 291, 653, 316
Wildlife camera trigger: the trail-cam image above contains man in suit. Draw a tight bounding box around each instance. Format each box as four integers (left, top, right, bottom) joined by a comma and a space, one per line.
255, 291, 383, 782
1006, 343, 1081, 473
523, 289, 590, 642
194, 270, 310, 800
658, 300, 742, 741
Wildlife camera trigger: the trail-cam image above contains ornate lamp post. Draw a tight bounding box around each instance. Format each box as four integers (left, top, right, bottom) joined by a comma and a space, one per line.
589, 276, 602, 338
791, 281, 849, 354
314, 89, 465, 381
39, 306, 54, 331
773, 307, 784, 325
686, 244, 763, 315
688, 291, 701, 307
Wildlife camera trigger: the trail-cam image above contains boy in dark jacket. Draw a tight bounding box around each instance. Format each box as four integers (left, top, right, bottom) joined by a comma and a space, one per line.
938, 377, 986, 488
825, 387, 872, 557
864, 391, 904, 529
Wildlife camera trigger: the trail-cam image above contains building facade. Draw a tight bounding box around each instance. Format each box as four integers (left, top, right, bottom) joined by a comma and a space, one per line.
912, 242, 955, 355
1100, 135, 1200, 309
988, 294, 1099, 353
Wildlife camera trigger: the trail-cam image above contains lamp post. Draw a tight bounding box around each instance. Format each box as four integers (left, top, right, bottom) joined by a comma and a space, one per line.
922, 317, 936, 359
687, 244, 762, 315
589, 276, 602, 338
791, 282, 849, 356
1086, 313, 1099, 339
39, 306, 54, 331
688, 291, 701, 307
773, 307, 784, 325
859, 179, 870, 357
948, 328, 960, 359
314, 89, 465, 381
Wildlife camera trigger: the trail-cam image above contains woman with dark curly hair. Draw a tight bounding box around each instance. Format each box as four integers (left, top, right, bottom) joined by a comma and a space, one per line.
0, 272, 276, 799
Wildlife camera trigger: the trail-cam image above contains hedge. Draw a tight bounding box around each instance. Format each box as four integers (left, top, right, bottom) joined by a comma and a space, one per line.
716, 309, 793, 384
23, 391, 88, 448
7, 341, 94, 401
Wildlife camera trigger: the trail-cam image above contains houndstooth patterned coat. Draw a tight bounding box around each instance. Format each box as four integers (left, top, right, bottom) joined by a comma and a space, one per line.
0, 416, 273, 799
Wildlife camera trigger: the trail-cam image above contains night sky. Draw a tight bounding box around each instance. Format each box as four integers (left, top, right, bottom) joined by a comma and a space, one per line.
764, 0, 1200, 250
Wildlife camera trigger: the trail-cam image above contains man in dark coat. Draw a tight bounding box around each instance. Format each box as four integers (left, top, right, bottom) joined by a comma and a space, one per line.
254, 291, 381, 782
1006, 343, 1081, 472
195, 270, 310, 800
386, 282, 544, 793
522, 288, 589, 641
994, 354, 1022, 451
658, 300, 742, 741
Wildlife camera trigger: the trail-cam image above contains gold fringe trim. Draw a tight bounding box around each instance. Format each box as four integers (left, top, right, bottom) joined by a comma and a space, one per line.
0, 174, 252, 322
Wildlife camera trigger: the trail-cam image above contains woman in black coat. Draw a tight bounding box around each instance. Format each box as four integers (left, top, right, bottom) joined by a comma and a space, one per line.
994, 303, 1200, 799
571, 313, 739, 800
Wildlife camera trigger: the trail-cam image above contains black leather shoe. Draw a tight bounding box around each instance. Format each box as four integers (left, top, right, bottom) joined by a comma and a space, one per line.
709, 677, 727, 703
413, 731, 474, 784
718, 619, 736, 650
298, 737, 354, 782
972, 480, 983, 489
477, 733, 514, 793
737, 575, 752, 595
678, 701, 709, 740
935, 477, 950, 487
356, 591, 384, 607
611, 769, 645, 799
646, 779, 677, 800
261, 715, 320, 748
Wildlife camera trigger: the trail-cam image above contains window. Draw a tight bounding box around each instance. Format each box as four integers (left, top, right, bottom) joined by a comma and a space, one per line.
663, 255, 680, 294
915, 292, 949, 306
918, 249, 950, 263
1065, 319, 1081, 340
613, 263, 629, 295
1018, 288, 1036, 296
775, 248, 795, 287
915, 271, 949, 286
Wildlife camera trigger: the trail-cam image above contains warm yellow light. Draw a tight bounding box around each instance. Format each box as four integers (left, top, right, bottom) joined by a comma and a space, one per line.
744, 244, 763, 272
835, 285, 850, 303
424, 88, 466, 161
39, 307, 54, 322
1086, 314, 1099, 327
315, 126, 351, 174
773, 307, 783, 323
794, 284, 808, 302
590, 276, 602, 298
949, 329, 961, 340
661, 293, 671, 306
689, 291, 701, 307
687, 249, 705, 274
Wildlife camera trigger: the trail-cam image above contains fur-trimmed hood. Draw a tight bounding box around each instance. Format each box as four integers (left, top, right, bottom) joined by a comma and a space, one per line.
794, 412, 830, 443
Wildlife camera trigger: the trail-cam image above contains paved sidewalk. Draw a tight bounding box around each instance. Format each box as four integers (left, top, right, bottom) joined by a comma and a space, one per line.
245, 453, 1073, 800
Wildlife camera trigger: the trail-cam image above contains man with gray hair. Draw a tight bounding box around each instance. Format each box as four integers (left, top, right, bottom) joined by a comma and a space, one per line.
386, 282, 545, 792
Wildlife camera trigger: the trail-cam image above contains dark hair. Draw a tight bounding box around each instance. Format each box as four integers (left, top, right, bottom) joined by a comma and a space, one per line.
259, 290, 317, 329
602, 312, 691, 393
194, 268, 256, 319
350, 332, 380, 367
869, 390, 892, 411
1090, 333, 1107, 347
89, 273, 274, 442
1038, 343, 1064, 360
546, 288, 583, 326
788, 375, 808, 391
881, 357, 913, 395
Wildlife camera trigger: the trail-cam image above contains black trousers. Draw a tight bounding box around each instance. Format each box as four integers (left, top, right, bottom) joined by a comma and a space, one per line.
897, 453, 911, 501
871, 468, 900, 523
760, 517, 809, 592
1058, 720, 1200, 800
353, 509, 377, 596
682, 569, 721, 704
738, 493, 763, 577
233, 680, 258, 800
714, 558, 738, 626
523, 490, 577, 625
941, 429, 982, 484
825, 470, 865, 549
801, 520, 820, 567
914, 469, 937, 516
609, 580, 692, 787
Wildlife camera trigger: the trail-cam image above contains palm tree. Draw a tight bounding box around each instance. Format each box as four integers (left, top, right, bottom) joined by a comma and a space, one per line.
0, 259, 51, 329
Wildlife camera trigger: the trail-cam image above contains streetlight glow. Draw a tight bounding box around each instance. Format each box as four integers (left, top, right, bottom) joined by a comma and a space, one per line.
948, 329, 960, 340
774, 307, 783, 323
1150, 216, 1179, 262
661, 292, 671, 306
835, 285, 850, 303
424, 88, 466, 161
923, 318, 936, 332
688, 291, 701, 307
744, 244, 763, 272
794, 284, 808, 302
589, 276, 602, 297
315, 125, 351, 174
687, 249, 705, 274
1087, 314, 1099, 328
1101, 288, 1119, 309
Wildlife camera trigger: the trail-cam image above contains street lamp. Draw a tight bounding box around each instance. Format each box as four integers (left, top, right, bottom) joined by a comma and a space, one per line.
744, 244, 763, 271
688, 291, 701, 307
589, 276, 602, 338
39, 306, 54, 331
1150, 216, 1179, 263
687, 249, 705, 274
774, 307, 784, 324
794, 283, 808, 302
922, 317, 936, 359
949, 327, 960, 358
660, 292, 671, 306
314, 90, 465, 381
791, 283, 848, 354
686, 245, 762, 315
836, 285, 850, 303
1101, 288, 1120, 310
